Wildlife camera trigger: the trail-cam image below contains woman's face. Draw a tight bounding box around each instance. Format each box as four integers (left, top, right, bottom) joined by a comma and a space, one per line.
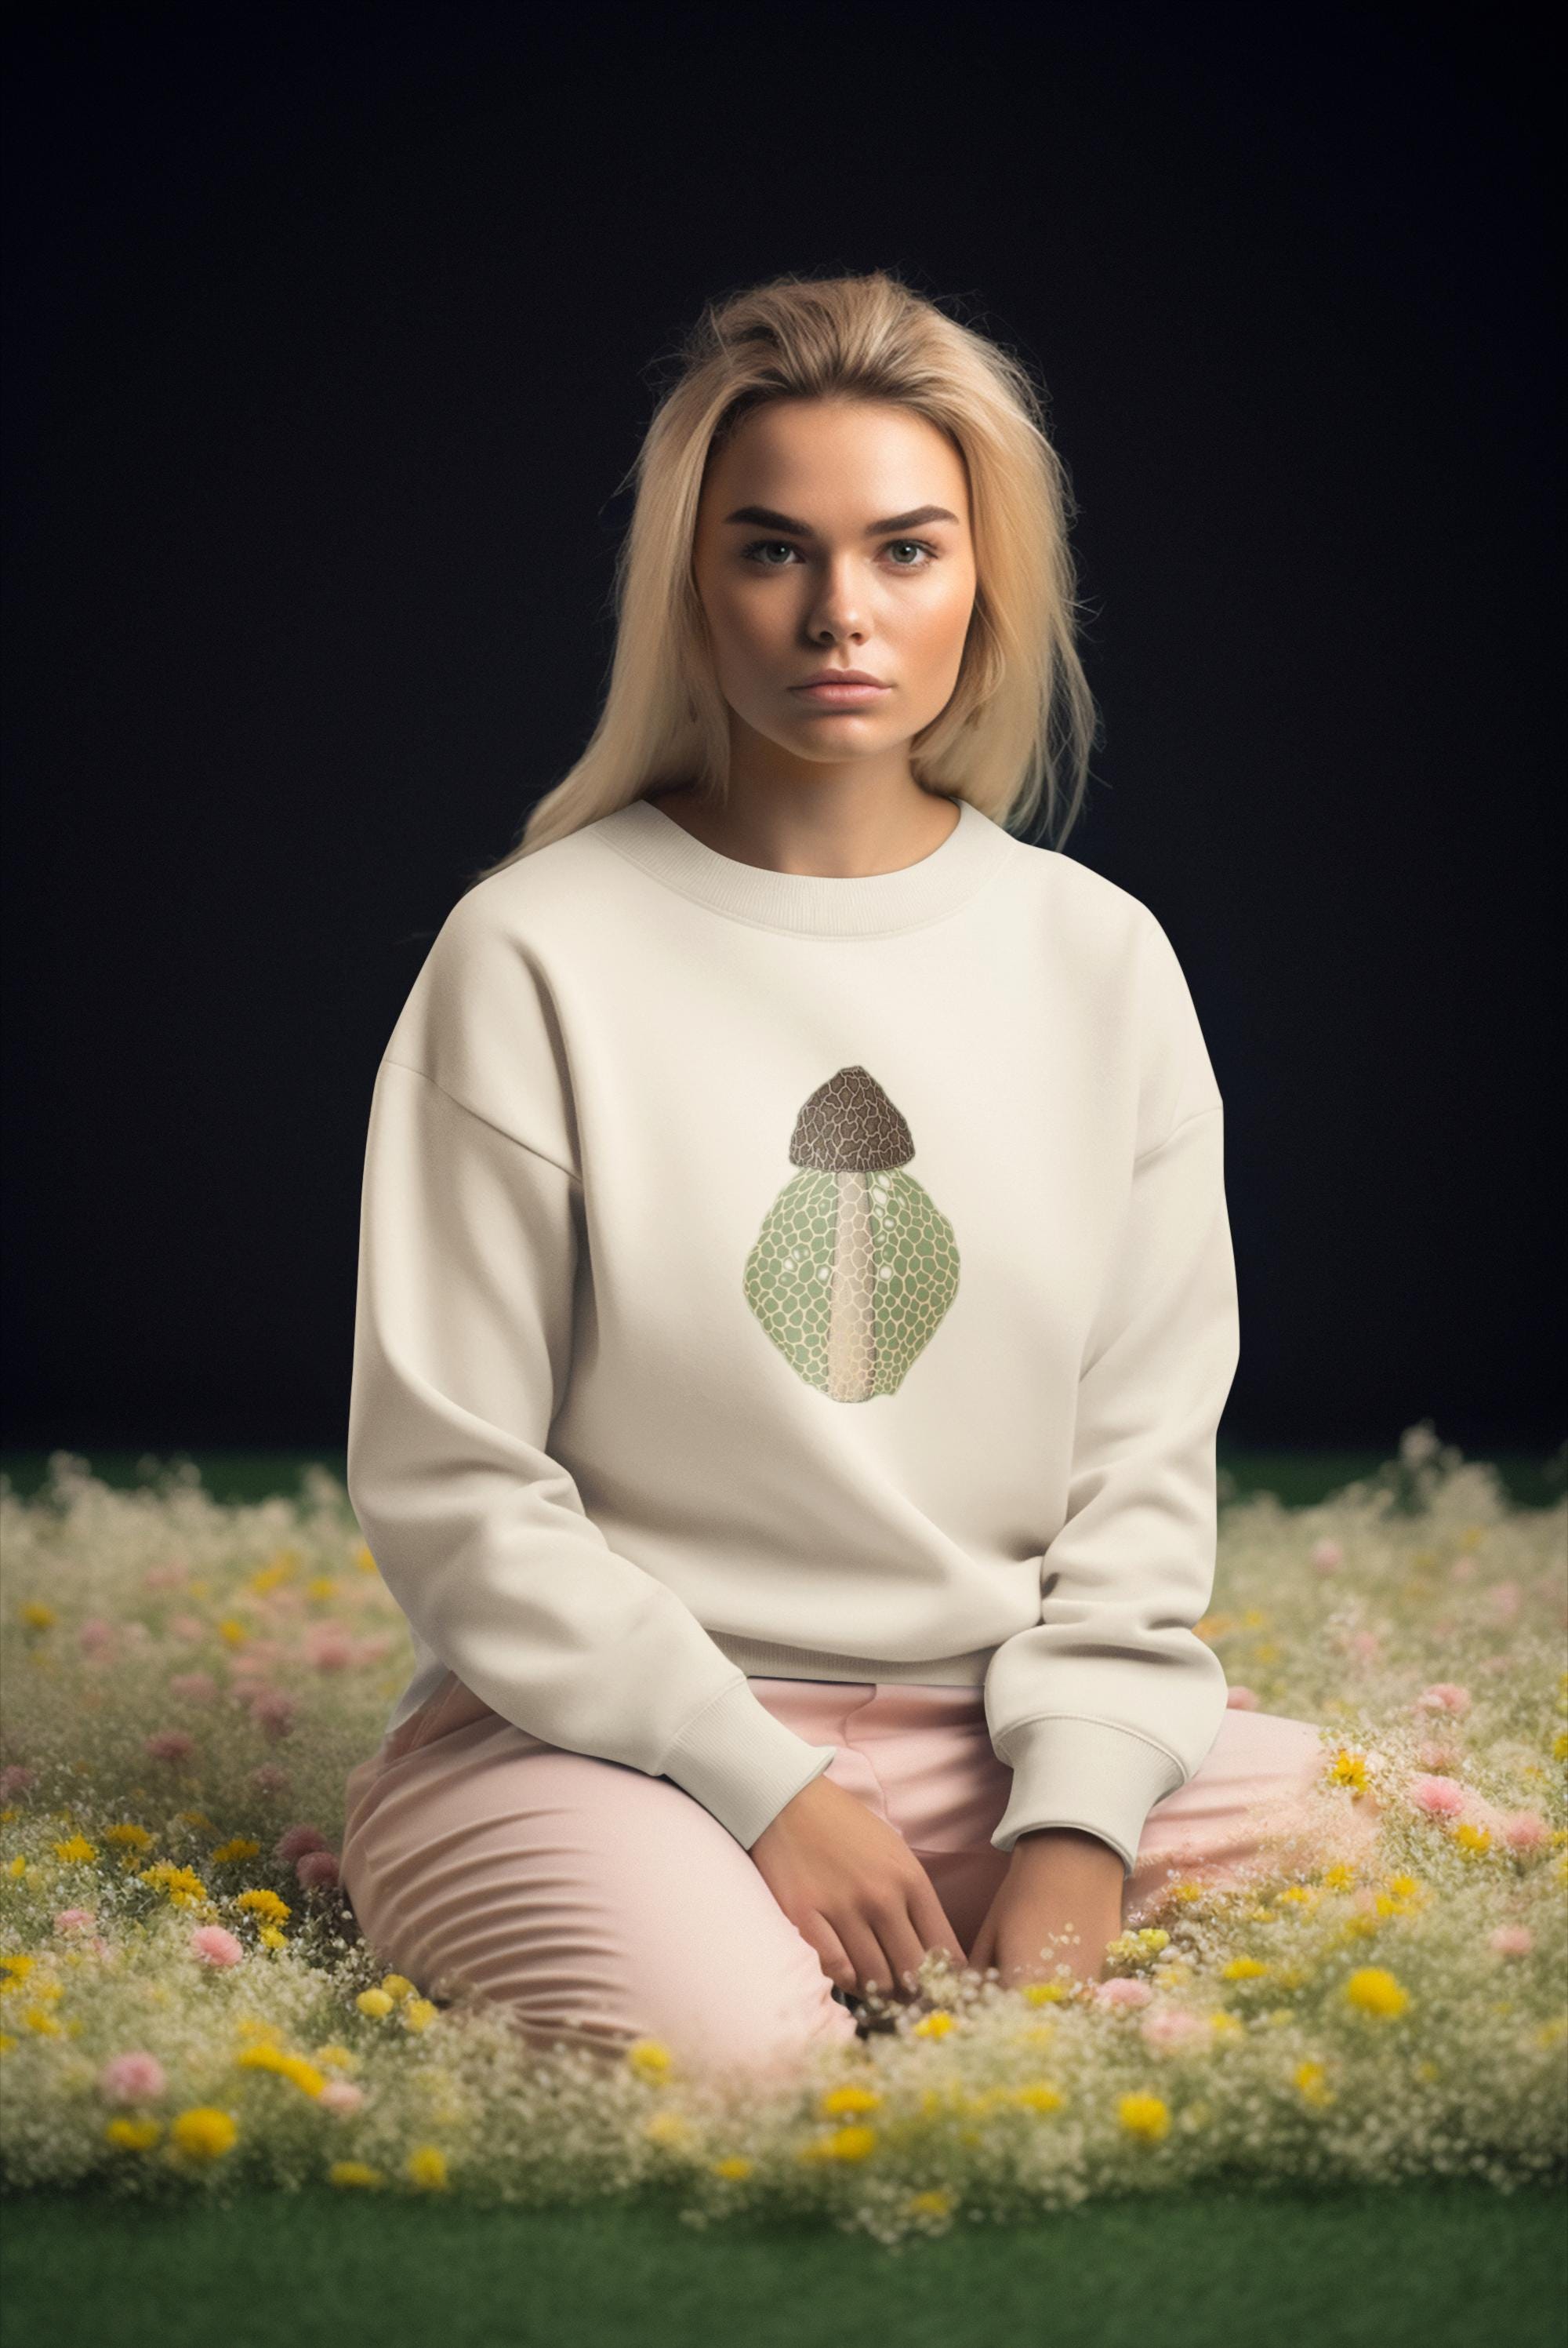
691, 398, 978, 780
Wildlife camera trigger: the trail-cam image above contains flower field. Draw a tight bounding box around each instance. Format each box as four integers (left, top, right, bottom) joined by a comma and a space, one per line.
2, 1426, 1564, 2246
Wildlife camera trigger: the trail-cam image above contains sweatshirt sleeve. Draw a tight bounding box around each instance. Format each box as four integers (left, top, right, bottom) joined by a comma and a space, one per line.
983, 912, 1239, 1876
346, 926, 838, 1853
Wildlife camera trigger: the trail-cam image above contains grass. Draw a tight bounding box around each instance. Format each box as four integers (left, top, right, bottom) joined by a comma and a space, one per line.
4, 2175, 1566, 2348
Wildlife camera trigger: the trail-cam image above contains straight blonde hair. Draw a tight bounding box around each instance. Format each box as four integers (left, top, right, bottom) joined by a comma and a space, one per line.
468, 269, 1101, 886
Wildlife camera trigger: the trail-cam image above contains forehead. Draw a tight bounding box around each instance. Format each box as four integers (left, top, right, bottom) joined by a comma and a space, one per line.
704, 398, 968, 513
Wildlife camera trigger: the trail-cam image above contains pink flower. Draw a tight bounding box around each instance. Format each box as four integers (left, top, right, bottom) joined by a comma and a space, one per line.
142, 1563, 187, 1591
0, 1765, 37, 1800
1141, 2005, 1208, 2052
296, 1849, 340, 1890
1479, 1654, 1514, 1675
144, 1728, 196, 1765
354, 1634, 394, 1666
1416, 1740, 1459, 1772
1414, 1683, 1472, 1716
1225, 1686, 1260, 1711
275, 1822, 328, 1862
304, 1626, 354, 1672
1094, 1976, 1152, 2010
168, 1671, 220, 1706
247, 1688, 297, 1740
189, 1925, 245, 1968
1501, 1811, 1548, 1853
318, 2078, 365, 2116
78, 1617, 116, 1656
1489, 1925, 1534, 1957
187, 1925, 242, 1962
249, 1764, 292, 1797
1310, 1539, 1342, 1574
168, 1613, 207, 1643
53, 1906, 97, 1933
1408, 1773, 1465, 1817
98, 2052, 166, 2103
1350, 1630, 1382, 1662
1486, 1581, 1522, 1623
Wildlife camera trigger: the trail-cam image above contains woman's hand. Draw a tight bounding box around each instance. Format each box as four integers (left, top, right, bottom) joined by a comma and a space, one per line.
967, 1827, 1126, 1990
751, 1772, 967, 2008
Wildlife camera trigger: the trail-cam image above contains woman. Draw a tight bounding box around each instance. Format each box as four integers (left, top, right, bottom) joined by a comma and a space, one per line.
339, 270, 1380, 2088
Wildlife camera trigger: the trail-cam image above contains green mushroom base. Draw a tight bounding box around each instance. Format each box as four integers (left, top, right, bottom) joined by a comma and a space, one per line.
743, 1165, 960, 1401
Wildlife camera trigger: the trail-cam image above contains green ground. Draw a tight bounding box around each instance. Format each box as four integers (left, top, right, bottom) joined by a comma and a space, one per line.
3, 1444, 1565, 2341
2, 2178, 1564, 2348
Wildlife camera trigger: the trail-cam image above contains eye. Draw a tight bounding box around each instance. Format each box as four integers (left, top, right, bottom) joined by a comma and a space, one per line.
738, 538, 941, 569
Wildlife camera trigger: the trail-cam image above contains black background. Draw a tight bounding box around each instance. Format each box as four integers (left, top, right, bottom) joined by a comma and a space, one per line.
2, 2, 1560, 1457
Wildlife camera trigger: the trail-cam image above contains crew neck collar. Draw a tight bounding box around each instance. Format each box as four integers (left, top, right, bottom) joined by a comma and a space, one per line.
591, 792, 1015, 937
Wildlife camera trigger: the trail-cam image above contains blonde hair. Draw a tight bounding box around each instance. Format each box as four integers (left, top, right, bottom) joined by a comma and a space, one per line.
467, 268, 1101, 886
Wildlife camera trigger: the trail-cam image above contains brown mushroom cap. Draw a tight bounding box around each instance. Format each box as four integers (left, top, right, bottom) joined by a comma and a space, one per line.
789, 1066, 915, 1173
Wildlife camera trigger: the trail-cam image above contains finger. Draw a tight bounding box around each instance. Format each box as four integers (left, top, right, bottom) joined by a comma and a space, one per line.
836, 1914, 902, 2007
906, 1878, 967, 1972
800, 1917, 856, 1998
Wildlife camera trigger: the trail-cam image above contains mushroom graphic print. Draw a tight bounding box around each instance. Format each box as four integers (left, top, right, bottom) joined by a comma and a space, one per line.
742, 1066, 960, 1401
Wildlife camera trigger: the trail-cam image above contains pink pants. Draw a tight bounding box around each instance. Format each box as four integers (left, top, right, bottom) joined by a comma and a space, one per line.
339, 1673, 1380, 2085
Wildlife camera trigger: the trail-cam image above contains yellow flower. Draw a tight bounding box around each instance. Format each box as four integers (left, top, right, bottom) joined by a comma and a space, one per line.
234, 1888, 290, 1923
1321, 1862, 1357, 1890
140, 1863, 209, 1909
1551, 1731, 1568, 1763
379, 1973, 416, 2001
353, 1543, 377, 1574
1210, 2013, 1245, 2039
1453, 1823, 1491, 1856
177, 1811, 215, 1831
1220, 1957, 1270, 1980
217, 1619, 249, 1647
1294, 2060, 1334, 2106
820, 2124, 877, 2161
820, 2084, 882, 2117
1345, 1966, 1410, 2019
0, 2033, 16, 2054
356, 1989, 394, 2019
0, 1954, 34, 1983
258, 1926, 287, 1950
5, 1857, 26, 1881
912, 2010, 956, 2038
1328, 1750, 1370, 1796
644, 2110, 692, 2147
241, 2050, 326, 2096
104, 1823, 153, 1852
105, 2117, 162, 2150
170, 2106, 238, 2160
307, 1577, 338, 1605
405, 2144, 448, 2190
907, 2187, 953, 2217
1118, 2092, 1170, 2140
24, 2007, 63, 2035
234, 2016, 285, 2044
626, 2038, 673, 2084
313, 2043, 357, 2071
401, 1998, 437, 2032
210, 1838, 261, 1864
328, 2160, 383, 2189
1170, 1881, 1207, 1903
20, 1601, 56, 1629
1009, 2081, 1065, 2113
1022, 1980, 1069, 2005
52, 1834, 97, 1863
712, 2156, 754, 2181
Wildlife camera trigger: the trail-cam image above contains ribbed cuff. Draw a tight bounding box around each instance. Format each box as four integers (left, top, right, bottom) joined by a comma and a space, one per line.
660, 1677, 839, 1850
990, 1716, 1187, 1877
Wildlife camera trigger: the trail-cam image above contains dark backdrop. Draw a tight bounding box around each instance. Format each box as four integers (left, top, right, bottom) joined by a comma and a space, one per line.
2, 2, 1560, 1458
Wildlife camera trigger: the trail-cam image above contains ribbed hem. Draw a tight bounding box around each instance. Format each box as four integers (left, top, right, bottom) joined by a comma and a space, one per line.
590, 792, 1016, 937
710, 1630, 993, 1687
990, 1716, 1188, 1877
659, 1677, 839, 1850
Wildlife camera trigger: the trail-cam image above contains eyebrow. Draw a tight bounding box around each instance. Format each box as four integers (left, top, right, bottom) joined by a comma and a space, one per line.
721, 503, 960, 537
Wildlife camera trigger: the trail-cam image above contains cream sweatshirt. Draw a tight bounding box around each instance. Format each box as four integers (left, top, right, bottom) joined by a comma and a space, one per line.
346, 791, 1240, 1875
